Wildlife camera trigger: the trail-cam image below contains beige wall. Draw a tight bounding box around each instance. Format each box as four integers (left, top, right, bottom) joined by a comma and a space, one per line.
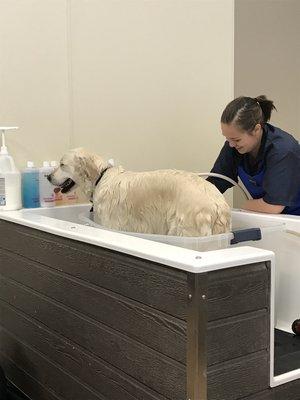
234, 0, 300, 207
69, 0, 234, 173
235, 0, 300, 139
0, 0, 234, 179
0, 0, 70, 167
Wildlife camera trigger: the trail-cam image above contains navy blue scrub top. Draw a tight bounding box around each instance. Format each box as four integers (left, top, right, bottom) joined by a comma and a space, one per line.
207, 123, 300, 215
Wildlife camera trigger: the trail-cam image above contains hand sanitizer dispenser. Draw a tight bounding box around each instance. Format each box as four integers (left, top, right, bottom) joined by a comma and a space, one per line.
0, 127, 22, 210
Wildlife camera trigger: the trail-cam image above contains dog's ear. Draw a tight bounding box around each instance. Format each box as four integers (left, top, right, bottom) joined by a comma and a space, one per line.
73, 154, 91, 181
74, 153, 107, 181
91, 155, 107, 173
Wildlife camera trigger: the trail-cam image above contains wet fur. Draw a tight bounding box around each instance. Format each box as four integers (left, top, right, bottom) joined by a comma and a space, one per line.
49, 148, 231, 236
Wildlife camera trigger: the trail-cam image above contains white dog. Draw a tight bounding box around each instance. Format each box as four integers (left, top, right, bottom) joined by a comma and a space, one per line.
48, 148, 231, 236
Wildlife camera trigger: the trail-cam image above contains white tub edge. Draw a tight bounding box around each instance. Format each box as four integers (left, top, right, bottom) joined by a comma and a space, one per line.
0, 208, 274, 274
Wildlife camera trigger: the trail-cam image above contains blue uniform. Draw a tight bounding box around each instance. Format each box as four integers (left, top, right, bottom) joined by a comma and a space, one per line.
208, 123, 300, 215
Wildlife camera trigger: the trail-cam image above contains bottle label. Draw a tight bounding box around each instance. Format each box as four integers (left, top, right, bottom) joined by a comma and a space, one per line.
0, 178, 6, 206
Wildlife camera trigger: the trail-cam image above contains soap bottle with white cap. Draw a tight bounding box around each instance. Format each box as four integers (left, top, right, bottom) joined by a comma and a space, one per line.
0, 127, 22, 211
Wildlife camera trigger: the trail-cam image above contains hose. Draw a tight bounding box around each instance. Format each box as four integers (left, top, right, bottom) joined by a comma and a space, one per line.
198, 172, 252, 200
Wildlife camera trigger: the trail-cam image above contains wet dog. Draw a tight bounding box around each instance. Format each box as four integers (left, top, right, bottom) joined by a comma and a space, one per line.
48, 148, 231, 236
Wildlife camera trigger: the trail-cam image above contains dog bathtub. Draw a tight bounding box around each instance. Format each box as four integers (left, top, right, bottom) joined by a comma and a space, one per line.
0, 204, 299, 400
29, 204, 300, 333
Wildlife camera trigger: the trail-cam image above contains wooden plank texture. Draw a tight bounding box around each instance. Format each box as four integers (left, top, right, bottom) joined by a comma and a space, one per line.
1, 220, 298, 400
0, 220, 188, 319
0, 249, 186, 363
0, 301, 168, 400
1, 353, 61, 400
208, 351, 269, 400
0, 276, 185, 400
207, 309, 269, 366
207, 262, 269, 321
244, 379, 300, 400
0, 330, 105, 400
0, 249, 270, 367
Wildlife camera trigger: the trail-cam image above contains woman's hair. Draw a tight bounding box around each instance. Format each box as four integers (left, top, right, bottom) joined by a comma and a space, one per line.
221, 95, 277, 131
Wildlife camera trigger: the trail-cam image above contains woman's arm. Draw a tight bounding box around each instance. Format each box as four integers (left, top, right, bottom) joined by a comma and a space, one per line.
207, 142, 239, 193
242, 198, 285, 214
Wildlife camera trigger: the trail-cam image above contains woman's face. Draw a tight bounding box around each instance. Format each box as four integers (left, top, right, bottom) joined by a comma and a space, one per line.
221, 123, 262, 155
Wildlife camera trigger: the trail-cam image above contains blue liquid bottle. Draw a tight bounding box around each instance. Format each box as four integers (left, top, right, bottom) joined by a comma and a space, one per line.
21, 161, 40, 208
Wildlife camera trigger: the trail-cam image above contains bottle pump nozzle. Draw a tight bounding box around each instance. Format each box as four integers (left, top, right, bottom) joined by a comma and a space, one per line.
0, 127, 19, 155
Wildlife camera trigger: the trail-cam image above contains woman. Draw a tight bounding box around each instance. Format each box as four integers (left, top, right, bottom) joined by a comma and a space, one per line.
208, 95, 300, 215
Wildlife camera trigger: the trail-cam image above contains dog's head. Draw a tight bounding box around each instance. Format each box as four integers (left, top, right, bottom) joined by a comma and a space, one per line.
48, 148, 110, 196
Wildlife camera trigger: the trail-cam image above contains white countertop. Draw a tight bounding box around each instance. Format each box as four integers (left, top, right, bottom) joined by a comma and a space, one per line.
0, 206, 274, 273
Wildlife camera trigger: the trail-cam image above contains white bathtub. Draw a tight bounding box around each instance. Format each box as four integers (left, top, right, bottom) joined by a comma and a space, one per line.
9, 204, 300, 336
0, 204, 299, 388
231, 210, 300, 336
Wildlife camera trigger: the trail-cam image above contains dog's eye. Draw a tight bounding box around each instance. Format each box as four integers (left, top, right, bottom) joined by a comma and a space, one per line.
60, 162, 65, 167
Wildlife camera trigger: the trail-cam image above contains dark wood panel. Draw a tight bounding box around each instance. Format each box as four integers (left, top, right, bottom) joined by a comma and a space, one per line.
0, 221, 270, 323
0, 300, 168, 400
0, 220, 188, 320
0, 249, 186, 363
0, 330, 106, 400
207, 262, 269, 321
243, 378, 300, 400
1, 353, 61, 400
207, 350, 269, 400
207, 309, 269, 366
1, 220, 289, 400
0, 250, 270, 368
0, 297, 276, 400
0, 276, 185, 400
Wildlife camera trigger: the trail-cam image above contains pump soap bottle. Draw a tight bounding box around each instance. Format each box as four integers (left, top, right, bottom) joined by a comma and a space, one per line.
0, 127, 22, 211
